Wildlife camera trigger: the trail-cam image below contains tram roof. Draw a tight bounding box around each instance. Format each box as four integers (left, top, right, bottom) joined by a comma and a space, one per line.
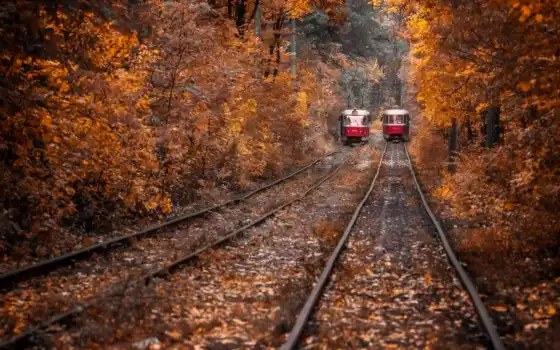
383, 109, 409, 115
341, 109, 370, 116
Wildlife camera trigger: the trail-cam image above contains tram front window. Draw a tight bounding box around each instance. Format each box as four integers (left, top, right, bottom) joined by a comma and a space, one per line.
344, 115, 365, 126
386, 115, 402, 124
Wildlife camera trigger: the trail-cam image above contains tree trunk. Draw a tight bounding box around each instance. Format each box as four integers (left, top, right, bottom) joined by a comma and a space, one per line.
448, 118, 457, 173
485, 106, 500, 148
235, 0, 246, 37
264, 12, 285, 80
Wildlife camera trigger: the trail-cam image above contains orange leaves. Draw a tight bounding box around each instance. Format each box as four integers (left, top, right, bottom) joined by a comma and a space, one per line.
165, 329, 183, 341
516, 82, 532, 92
144, 195, 173, 214
0, 0, 347, 255
519, 5, 532, 22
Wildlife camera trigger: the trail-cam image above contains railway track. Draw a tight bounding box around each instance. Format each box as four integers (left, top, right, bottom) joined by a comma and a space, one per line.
0, 152, 339, 291
281, 141, 506, 350
0, 149, 355, 349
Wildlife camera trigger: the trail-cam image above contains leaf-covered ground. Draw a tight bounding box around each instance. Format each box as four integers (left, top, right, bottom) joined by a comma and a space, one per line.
30, 139, 382, 349
0, 153, 349, 342
302, 142, 486, 349
404, 56, 560, 348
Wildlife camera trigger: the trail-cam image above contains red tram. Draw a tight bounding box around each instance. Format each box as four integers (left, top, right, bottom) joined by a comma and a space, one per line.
382, 108, 410, 141
340, 109, 372, 145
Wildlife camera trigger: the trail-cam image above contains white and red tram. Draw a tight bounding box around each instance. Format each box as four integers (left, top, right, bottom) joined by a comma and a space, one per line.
340, 109, 372, 145
382, 108, 410, 141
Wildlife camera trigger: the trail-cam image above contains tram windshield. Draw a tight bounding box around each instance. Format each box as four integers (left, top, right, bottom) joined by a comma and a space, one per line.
383, 114, 409, 124
343, 115, 366, 126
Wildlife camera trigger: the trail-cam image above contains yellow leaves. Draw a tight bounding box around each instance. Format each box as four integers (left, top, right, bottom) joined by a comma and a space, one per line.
144, 200, 158, 210
285, 0, 312, 18
228, 99, 257, 134
144, 195, 173, 213
519, 5, 531, 22
295, 91, 308, 116
136, 97, 151, 110
475, 103, 490, 113
434, 184, 452, 200
547, 305, 557, 316
245, 99, 257, 114
161, 197, 173, 214
255, 142, 267, 153
455, 65, 478, 78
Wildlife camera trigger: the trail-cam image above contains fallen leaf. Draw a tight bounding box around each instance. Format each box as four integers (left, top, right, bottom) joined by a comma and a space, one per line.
164, 330, 182, 341
424, 272, 432, 286
232, 318, 246, 325
491, 305, 508, 312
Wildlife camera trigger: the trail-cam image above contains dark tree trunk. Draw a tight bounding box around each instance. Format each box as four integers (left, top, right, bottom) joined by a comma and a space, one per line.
465, 117, 474, 141
448, 118, 457, 173
264, 12, 285, 80
248, 0, 259, 23
235, 0, 246, 36
484, 106, 500, 148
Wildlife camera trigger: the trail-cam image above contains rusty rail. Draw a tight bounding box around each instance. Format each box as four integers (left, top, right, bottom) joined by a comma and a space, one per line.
0, 151, 352, 349
281, 142, 505, 350
0, 152, 338, 291
281, 142, 388, 349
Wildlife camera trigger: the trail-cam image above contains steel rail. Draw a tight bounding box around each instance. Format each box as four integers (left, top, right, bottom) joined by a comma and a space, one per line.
281, 142, 388, 350
0, 152, 338, 291
0, 152, 351, 350
403, 143, 505, 350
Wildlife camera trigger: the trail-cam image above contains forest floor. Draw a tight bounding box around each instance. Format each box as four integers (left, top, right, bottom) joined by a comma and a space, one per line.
407, 134, 559, 348
301, 141, 487, 349
22, 135, 381, 349
0, 154, 330, 274
0, 148, 346, 342
1, 125, 557, 349
409, 155, 560, 349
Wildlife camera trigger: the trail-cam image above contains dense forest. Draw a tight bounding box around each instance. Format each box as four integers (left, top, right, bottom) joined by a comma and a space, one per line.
1, 0, 557, 275
0, 0, 558, 348
0, 0, 404, 260
381, 0, 559, 258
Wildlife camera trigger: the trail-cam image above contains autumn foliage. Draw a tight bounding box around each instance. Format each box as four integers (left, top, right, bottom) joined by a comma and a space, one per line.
381, 0, 560, 254
0, 0, 347, 258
